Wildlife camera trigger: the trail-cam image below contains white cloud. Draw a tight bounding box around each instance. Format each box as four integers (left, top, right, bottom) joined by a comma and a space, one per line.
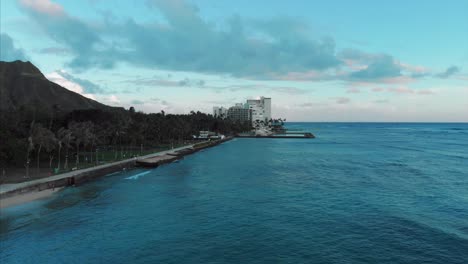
19, 0, 64, 16
45, 70, 97, 100
46, 70, 83, 93
109, 95, 120, 104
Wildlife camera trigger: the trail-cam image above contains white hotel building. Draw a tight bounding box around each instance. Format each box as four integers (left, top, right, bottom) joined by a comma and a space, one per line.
213, 106, 228, 118
247, 97, 271, 122
213, 96, 272, 123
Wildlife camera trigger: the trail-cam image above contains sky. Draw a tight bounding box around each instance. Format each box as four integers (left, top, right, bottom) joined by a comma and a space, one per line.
1, 0, 467, 121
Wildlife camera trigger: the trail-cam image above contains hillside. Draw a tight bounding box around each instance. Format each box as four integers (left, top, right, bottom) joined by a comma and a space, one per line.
0, 60, 112, 114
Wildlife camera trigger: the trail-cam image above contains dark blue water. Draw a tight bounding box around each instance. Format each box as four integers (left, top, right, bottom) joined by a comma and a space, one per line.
1, 123, 468, 264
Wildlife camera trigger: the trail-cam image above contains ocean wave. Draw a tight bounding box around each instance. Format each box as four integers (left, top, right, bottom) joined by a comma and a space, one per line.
125, 171, 151, 180
447, 128, 466, 131
382, 145, 468, 160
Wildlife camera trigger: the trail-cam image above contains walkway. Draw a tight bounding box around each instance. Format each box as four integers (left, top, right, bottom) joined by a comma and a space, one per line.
0, 144, 196, 196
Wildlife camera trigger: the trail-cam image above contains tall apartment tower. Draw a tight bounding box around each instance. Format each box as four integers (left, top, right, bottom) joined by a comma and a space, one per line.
247, 96, 271, 122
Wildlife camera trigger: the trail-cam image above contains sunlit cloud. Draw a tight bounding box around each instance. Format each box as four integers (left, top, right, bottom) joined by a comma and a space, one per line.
19, 0, 64, 16
45, 70, 98, 99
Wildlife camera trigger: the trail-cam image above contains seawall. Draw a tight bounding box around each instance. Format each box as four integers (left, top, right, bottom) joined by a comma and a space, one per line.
0, 137, 233, 207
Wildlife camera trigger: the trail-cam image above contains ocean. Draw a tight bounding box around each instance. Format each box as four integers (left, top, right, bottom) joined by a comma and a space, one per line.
1, 123, 468, 263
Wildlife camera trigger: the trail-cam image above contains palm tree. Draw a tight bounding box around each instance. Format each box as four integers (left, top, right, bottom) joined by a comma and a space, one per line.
69, 121, 90, 168
32, 124, 55, 175
57, 128, 73, 170
85, 123, 97, 163
25, 121, 35, 178
44, 135, 57, 169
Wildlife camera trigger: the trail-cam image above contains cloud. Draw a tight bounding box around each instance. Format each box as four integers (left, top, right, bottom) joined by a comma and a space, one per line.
385, 87, 434, 95
19, 0, 64, 16
340, 49, 429, 83
16, 0, 440, 87
332, 97, 351, 104
203, 98, 239, 105
149, 97, 170, 107
436, 66, 460, 78
373, 99, 389, 104
130, 99, 145, 105
398, 62, 430, 78
37, 47, 70, 55
108, 95, 120, 104
349, 55, 401, 81
346, 87, 361, 93
123, 78, 182, 87
298, 102, 326, 108
123, 77, 205, 87
46, 71, 83, 94
46, 70, 105, 94
200, 83, 308, 95
19, 0, 341, 76
300, 103, 315, 107
18, 0, 108, 69
265, 70, 337, 81
339, 48, 380, 65
372, 87, 385, 92
269, 87, 307, 94
0, 33, 28, 61
178, 78, 205, 87
387, 87, 414, 94
417, 90, 434, 95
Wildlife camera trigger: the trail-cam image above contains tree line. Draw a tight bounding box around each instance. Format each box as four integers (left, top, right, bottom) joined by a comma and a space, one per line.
0, 106, 252, 177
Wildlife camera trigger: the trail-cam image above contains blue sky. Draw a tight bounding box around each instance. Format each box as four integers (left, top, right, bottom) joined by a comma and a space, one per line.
1, 0, 467, 121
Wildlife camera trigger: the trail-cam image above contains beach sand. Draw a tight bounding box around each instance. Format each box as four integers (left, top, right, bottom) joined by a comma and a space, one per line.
0, 187, 63, 209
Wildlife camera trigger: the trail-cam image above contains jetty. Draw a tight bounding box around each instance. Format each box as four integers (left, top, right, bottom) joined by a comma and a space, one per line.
236, 131, 315, 139
136, 154, 179, 167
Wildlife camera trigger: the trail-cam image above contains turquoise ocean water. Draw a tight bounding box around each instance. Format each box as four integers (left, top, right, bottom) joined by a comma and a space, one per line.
1, 123, 468, 263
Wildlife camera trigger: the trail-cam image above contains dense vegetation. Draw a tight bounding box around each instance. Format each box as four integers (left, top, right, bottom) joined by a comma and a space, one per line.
0, 106, 251, 177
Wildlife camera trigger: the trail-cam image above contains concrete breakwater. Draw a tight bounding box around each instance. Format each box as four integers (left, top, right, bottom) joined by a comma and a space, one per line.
236, 132, 315, 138
0, 137, 233, 205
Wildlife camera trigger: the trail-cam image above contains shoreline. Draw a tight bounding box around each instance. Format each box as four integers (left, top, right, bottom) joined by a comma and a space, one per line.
0, 187, 64, 209
0, 137, 233, 209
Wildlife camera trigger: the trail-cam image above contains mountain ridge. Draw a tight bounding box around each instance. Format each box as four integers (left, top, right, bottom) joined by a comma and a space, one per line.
0, 60, 116, 114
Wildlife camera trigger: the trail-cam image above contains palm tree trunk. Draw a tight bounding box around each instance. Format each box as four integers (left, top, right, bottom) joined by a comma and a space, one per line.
49, 155, 54, 169
25, 148, 31, 178
36, 145, 42, 175
25, 158, 30, 178
57, 146, 62, 170
76, 144, 80, 167
64, 146, 69, 170
90, 144, 94, 163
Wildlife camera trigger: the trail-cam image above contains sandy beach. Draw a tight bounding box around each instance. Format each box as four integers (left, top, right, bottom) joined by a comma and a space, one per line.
0, 187, 63, 209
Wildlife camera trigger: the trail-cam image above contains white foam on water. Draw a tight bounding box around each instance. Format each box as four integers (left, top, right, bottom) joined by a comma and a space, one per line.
125, 171, 151, 180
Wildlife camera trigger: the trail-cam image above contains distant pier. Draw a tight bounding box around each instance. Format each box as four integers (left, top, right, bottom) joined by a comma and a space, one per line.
236, 132, 315, 139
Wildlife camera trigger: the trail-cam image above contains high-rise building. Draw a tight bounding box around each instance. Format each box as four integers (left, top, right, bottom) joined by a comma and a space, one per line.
213, 106, 228, 119
246, 97, 271, 122
212, 96, 271, 124
227, 104, 252, 122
